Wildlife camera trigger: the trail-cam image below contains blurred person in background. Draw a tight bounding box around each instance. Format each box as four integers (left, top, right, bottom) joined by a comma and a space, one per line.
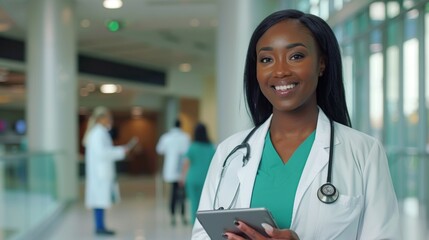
181, 123, 216, 224
83, 106, 137, 236
156, 119, 190, 226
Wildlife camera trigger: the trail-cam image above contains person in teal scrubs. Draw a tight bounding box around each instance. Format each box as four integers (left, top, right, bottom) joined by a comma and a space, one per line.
182, 123, 216, 224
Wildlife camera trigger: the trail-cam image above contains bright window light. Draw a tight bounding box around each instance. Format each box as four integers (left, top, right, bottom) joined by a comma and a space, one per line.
369, 52, 384, 130
387, 2, 400, 18
370, 2, 386, 21
403, 38, 419, 117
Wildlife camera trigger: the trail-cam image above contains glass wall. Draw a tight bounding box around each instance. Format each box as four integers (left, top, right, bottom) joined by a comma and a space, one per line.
0, 153, 61, 240
296, 0, 429, 237
403, 9, 420, 148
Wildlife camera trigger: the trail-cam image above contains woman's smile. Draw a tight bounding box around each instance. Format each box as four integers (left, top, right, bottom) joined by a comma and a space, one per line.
272, 82, 298, 95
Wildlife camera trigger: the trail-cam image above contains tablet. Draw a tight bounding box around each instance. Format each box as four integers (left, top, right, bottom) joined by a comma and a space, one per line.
196, 208, 278, 239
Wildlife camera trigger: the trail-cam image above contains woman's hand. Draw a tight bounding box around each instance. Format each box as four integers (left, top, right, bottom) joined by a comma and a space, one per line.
223, 221, 299, 240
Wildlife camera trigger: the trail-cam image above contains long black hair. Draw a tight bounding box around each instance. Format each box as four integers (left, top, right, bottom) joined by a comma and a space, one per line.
194, 123, 211, 143
243, 9, 351, 127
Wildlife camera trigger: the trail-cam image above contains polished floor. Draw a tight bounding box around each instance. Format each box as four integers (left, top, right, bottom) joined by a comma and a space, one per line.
39, 174, 429, 240
43, 175, 192, 240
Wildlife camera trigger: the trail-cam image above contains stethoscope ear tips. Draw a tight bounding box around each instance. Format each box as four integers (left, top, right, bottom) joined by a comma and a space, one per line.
317, 183, 339, 204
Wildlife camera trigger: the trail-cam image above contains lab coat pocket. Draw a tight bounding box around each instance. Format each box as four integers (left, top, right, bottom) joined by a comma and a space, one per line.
317, 194, 363, 239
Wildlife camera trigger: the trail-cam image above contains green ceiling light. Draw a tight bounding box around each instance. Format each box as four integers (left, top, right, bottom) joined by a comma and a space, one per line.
107, 20, 121, 32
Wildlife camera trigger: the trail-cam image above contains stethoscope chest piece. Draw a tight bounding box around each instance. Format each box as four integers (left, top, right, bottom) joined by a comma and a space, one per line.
317, 182, 339, 204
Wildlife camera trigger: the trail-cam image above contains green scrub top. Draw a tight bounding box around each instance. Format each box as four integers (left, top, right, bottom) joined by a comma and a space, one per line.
185, 142, 216, 184
250, 130, 315, 229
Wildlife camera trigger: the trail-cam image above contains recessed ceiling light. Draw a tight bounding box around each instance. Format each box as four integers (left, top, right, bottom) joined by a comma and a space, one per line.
190, 18, 200, 27
131, 107, 143, 117
179, 63, 192, 72
0, 22, 11, 32
103, 0, 123, 9
80, 19, 91, 28
86, 83, 95, 92
100, 84, 118, 94
80, 88, 89, 97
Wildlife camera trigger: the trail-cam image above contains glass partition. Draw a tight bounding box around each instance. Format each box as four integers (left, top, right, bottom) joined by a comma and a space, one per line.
0, 152, 61, 240
403, 10, 420, 148
389, 151, 429, 239
369, 28, 384, 140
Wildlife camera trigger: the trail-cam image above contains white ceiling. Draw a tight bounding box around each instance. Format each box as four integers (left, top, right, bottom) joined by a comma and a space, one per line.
0, 0, 218, 71
0, 0, 219, 110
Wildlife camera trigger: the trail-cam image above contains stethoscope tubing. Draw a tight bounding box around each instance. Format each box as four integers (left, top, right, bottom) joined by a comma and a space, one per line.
213, 118, 338, 210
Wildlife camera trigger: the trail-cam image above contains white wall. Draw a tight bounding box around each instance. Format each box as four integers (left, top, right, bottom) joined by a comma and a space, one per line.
166, 68, 204, 98
199, 74, 217, 143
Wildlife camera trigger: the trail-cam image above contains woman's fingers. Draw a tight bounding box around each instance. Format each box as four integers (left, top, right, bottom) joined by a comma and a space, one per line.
261, 223, 274, 235
224, 221, 300, 240
263, 223, 300, 240
225, 221, 266, 240
223, 232, 246, 240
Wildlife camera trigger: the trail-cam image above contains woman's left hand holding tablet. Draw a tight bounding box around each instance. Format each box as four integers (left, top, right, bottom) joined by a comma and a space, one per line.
223, 221, 300, 240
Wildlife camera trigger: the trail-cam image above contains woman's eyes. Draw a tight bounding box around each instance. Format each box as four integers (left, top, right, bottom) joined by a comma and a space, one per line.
259, 57, 272, 63
258, 53, 305, 63
290, 53, 305, 60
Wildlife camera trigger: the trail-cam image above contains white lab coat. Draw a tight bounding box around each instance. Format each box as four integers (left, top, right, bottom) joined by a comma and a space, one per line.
156, 127, 190, 182
85, 124, 126, 209
192, 110, 401, 239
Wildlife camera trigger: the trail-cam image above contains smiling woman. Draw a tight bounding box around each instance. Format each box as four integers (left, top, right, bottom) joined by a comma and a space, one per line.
255, 20, 323, 120
192, 9, 400, 240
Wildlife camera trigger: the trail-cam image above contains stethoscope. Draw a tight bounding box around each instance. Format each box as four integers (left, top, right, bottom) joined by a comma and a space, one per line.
213, 119, 338, 210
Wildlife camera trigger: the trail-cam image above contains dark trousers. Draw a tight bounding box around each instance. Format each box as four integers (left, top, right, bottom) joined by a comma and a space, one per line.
94, 208, 105, 230
170, 182, 186, 217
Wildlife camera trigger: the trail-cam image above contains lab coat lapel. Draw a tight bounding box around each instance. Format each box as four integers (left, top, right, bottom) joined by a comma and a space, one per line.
293, 111, 336, 218
236, 116, 272, 207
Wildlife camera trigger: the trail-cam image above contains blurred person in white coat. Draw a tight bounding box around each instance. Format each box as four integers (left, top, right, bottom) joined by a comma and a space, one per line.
83, 106, 136, 236
156, 119, 190, 225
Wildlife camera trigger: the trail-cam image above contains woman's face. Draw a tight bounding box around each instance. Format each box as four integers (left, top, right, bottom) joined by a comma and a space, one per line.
256, 19, 325, 114
99, 113, 113, 130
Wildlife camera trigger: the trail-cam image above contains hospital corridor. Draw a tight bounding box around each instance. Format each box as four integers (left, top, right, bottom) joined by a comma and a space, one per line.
42, 175, 193, 240
2, 0, 429, 239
